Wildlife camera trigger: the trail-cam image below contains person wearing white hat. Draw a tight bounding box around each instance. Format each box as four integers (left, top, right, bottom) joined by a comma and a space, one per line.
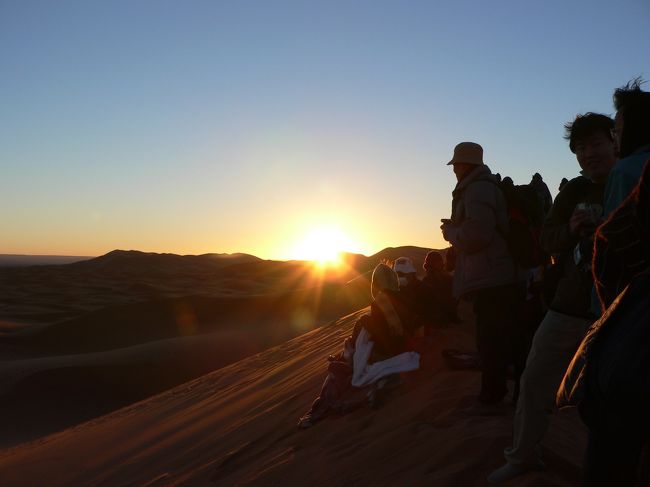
392, 256, 429, 331
393, 256, 417, 288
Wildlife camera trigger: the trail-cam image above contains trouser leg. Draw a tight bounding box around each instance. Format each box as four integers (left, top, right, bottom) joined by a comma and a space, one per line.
474, 284, 520, 404
505, 309, 591, 465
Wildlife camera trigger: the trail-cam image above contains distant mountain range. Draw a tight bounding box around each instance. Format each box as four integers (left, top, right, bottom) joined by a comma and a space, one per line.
0, 254, 94, 267
67, 249, 262, 275
0, 250, 260, 269
0, 246, 440, 274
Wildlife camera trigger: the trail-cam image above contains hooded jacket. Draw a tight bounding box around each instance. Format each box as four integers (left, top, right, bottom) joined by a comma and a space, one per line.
445, 165, 518, 298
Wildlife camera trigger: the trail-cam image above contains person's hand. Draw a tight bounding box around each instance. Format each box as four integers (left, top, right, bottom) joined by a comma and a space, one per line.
440, 219, 452, 241
569, 209, 591, 235
440, 223, 450, 241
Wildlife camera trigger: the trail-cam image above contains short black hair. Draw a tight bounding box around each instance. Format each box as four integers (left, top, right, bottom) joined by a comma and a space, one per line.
564, 112, 614, 153
613, 77, 650, 158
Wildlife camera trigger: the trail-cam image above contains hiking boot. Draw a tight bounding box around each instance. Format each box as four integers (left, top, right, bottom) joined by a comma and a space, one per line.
487, 460, 546, 484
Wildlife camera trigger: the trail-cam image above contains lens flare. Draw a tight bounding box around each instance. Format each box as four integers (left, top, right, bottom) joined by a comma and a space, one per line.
291, 225, 358, 266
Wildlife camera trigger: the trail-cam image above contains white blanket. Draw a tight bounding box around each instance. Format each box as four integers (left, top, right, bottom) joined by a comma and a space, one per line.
351, 327, 420, 387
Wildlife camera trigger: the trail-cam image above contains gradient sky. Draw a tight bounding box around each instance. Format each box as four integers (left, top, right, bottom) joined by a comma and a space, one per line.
2, 0, 648, 259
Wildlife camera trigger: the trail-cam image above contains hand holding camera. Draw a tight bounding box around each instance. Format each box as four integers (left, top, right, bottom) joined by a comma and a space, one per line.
570, 203, 602, 236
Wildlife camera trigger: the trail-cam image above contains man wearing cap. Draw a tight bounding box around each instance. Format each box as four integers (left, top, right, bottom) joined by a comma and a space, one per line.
441, 142, 522, 413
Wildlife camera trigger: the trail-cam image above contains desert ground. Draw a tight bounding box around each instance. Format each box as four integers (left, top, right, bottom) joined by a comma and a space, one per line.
0, 248, 617, 486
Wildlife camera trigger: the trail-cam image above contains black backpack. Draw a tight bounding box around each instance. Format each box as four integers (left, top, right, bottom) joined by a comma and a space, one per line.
496, 182, 547, 268
456, 179, 547, 268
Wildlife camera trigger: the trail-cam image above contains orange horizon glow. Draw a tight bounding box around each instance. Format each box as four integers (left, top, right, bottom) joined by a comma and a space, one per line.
1, 223, 449, 261
289, 225, 363, 267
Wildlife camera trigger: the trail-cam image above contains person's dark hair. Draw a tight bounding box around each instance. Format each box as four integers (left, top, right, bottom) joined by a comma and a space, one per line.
613, 77, 650, 158
424, 250, 443, 271
563, 112, 614, 153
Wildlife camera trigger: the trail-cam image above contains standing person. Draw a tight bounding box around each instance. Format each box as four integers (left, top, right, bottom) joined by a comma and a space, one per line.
487, 113, 618, 483
440, 142, 522, 414
559, 159, 650, 487
603, 78, 650, 217
529, 172, 553, 214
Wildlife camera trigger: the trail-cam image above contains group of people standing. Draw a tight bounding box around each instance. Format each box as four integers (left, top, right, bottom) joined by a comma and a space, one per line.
441, 79, 650, 486
300, 78, 650, 486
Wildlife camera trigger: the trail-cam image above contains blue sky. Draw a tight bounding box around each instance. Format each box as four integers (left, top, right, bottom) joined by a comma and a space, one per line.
1, 0, 648, 258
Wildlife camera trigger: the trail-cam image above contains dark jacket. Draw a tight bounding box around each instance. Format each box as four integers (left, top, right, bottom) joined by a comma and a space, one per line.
540, 176, 604, 318
593, 157, 650, 311
421, 272, 458, 323
446, 165, 518, 298
365, 290, 419, 358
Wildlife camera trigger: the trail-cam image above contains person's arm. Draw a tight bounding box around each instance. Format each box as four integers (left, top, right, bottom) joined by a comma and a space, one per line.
445, 182, 498, 254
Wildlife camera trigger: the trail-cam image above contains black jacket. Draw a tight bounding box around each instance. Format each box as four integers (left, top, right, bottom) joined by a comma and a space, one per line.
540, 176, 604, 318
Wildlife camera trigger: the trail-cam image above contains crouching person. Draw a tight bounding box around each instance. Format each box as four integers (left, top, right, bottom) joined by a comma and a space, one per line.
298, 263, 421, 428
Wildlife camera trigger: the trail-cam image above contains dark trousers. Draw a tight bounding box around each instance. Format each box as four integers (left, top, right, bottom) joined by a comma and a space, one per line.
473, 283, 522, 404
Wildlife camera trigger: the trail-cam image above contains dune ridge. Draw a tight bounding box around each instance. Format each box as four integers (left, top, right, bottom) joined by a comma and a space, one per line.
0, 309, 587, 486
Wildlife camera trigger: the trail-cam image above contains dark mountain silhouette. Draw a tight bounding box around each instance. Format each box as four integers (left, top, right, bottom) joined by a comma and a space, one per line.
0, 254, 93, 267
67, 249, 261, 276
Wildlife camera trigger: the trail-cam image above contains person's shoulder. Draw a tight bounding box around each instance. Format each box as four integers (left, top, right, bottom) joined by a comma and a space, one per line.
465, 177, 499, 198
550, 176, 590, 209
560, 175, 591, 193
617, 152, 649, 175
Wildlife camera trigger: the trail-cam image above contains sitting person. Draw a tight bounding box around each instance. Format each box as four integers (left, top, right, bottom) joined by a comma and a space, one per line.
391, 256, 429, 328
355, 261, 422, 359
421, 250, 459, 324
298, 263, 421, 428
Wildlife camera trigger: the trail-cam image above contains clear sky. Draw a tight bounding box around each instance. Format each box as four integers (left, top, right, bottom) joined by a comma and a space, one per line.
1, 0, 648, 259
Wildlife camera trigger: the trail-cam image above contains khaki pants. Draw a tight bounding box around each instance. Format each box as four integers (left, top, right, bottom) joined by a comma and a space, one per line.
504, 309, 591, 465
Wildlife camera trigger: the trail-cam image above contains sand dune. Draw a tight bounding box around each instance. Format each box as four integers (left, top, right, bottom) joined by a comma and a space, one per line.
0, 326, 300, 448
0, 309, 591, 486
0, 247, 433, 448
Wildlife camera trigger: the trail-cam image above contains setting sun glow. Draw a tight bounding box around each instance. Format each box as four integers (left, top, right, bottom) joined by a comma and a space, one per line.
291, 226, 358, 266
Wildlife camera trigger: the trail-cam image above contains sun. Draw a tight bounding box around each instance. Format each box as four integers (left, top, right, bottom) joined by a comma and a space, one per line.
292, 225, 357, 266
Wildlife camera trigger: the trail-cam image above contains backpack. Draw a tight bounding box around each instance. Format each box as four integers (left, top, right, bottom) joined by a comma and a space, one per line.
496, 182, 547, 268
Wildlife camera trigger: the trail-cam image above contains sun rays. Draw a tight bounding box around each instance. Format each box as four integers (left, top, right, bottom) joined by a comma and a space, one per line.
291, 225, 360, 268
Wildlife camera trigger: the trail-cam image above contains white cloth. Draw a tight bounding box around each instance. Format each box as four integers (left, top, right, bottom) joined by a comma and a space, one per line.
351, 327, 420, 387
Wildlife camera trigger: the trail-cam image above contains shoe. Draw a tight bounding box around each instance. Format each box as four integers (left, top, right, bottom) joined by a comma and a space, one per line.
297, 415, 314, 429
487, 460, 546, 484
